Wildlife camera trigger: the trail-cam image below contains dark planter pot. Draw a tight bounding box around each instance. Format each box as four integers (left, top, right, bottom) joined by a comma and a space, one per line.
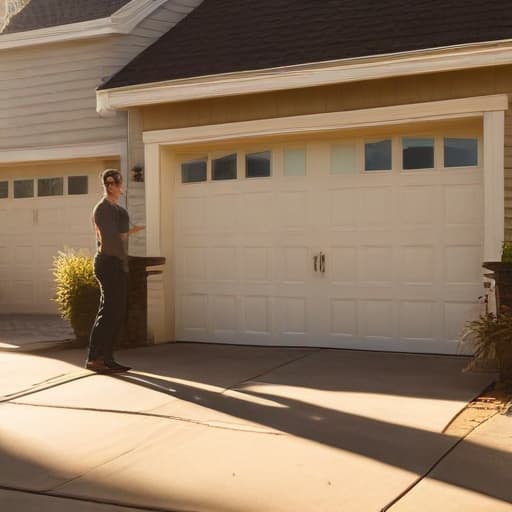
119, 255, 166, 348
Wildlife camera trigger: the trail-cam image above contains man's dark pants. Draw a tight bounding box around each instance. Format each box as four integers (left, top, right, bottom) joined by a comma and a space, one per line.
88, 254, 127, 363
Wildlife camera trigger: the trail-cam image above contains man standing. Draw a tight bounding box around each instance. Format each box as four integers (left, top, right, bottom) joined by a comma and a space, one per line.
86, 169, 144, 373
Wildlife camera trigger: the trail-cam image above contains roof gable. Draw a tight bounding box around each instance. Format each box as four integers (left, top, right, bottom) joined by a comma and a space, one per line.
102, 0, 512, 90
1, 0, 133, 34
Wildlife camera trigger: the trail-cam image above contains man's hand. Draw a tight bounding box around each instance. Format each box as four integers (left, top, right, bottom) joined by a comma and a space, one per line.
129, 225, 145, 235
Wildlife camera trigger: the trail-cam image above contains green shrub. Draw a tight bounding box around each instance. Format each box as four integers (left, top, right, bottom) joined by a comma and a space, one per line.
53, 249, 100, 342
502, 241, 512, 263
463, 310, 512, 385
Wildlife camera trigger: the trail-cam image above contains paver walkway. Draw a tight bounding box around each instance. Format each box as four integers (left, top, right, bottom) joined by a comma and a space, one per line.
0, 314, 74, 351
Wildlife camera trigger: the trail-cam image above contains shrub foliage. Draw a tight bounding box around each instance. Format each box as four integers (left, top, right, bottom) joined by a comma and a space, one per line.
463, 310, 512, 383
53, 249, 100, 341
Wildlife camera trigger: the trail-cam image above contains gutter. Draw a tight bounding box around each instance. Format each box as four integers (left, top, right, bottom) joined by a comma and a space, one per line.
96, 39, 512, 114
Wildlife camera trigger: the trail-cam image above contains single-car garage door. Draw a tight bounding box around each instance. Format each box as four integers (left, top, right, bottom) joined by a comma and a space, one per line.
173, 129, 484, 354
0, 159, 116, 314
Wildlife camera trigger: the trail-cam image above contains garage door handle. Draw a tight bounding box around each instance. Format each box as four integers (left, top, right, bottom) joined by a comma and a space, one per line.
313, 254, 319, 272
320, 252, 326, 274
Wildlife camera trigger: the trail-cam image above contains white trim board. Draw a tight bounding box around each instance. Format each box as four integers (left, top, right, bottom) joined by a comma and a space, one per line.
0, 0, 169, 50
0, 140, 127, 164
143, 95, 508, 145
98, 41, 512, 113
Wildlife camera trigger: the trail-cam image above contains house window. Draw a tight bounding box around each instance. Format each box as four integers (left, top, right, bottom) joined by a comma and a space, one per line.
68, 176, 88, 195
444, 138, 478, 167
14, 179, 34, 199
212, 154, 237, 180
0, 181, 7, 199
284, 148, 306, 176
182, 158, 207, 183
38, 177, 63, 197
365, 140, 392, 171
246, 151, 271, 178
331, 144, 357, 175
402, 138, 434, 170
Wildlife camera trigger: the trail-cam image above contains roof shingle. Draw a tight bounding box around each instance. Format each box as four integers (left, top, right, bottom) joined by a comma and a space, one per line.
101, 0, 512, 90
2, 0, 133, 34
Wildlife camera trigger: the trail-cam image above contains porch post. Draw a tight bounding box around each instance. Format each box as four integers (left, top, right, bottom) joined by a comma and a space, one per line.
483, 110, 505, 261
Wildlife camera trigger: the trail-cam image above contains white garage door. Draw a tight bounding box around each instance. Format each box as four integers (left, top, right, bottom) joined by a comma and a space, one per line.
173, 133, 484, 353
0, 163, 104, 313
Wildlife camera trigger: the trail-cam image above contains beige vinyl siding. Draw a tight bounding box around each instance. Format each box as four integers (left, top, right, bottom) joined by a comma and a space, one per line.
141, 65, 512, 241
505, 103, 512, 241
0, 0, 202, 150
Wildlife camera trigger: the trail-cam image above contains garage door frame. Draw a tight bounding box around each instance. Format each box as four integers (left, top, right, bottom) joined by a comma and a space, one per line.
142, 95, 507, 345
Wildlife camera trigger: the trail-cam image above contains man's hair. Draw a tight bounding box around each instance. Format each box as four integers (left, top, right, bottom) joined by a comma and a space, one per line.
101, 169, 122, 187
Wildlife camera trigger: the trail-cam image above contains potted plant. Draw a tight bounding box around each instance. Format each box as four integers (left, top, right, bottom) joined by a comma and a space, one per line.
463, 308, 512, 385
53, 249, 100, 345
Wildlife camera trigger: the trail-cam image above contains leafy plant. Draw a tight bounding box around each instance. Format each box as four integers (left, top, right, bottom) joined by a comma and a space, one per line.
53, 249, 100, 343
463, 309, 512, 383
502, 241, 512, 263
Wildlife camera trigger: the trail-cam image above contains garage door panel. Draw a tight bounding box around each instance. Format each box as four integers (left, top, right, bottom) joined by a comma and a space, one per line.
358, 300, 395, 339
241, 296, 272, 336
173, 138, 484, 353
444, 302, 481, 344
444, 185, 483, 225
241, 247, 273, 283
445, 246, 483, 284
398, 301, 439, 341
399, 185, 440, 225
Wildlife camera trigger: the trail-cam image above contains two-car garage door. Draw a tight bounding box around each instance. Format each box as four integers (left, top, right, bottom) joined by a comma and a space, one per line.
173, 131, 484, 354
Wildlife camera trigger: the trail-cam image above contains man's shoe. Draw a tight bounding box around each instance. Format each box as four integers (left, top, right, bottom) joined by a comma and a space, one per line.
85, 359, 114, 373
105, 361, 131, 372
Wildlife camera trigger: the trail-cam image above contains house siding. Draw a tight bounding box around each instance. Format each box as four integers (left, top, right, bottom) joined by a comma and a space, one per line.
140, 65, 512, 242
0, 0, 202, 151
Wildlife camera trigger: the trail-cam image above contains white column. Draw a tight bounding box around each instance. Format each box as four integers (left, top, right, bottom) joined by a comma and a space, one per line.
144, 141, 167, 343
483, 110, 505, 261
144, 142, 161, 256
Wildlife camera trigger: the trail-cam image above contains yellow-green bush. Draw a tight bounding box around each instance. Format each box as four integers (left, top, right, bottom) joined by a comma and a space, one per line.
53, 249, 100, 342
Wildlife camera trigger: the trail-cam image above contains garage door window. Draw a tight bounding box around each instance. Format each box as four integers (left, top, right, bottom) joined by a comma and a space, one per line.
38, 177, 63, 197
0, 181, 7, 199
246, 151, 271, 178
331, 144, 357, 175
68, 176, 88, 195
212, 154, 237, 180
365, 140, 392, 171
444, 138, 478, 167
402, 138, 435, 170
284, 148, 306, 176
182, 158, 207, 183
14, 179, 34, 198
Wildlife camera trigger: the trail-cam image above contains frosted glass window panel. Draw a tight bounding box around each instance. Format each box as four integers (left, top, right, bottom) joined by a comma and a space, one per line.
365, 140, 392, 171
402, 138, 435, 170
68, 176, 88, 195
246, 151, 271, 178
14, 179, 34, 199
331, 144, 357, 175
444, 138, 478, 167
38, 177, 63, 197
182, 157, 207, 183
0, 181, 7, 199
284, 148, 306, 176
212, 154, 237, 180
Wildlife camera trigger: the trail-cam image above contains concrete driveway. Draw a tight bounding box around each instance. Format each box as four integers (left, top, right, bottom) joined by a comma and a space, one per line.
0, 343, 509, 511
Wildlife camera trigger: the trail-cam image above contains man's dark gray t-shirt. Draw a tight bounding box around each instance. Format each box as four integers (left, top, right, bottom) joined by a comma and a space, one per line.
93, 198, 129, 271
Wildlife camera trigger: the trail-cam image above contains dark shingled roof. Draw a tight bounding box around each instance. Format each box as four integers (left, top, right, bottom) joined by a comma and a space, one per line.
2, 0, 133, 34
101, 0, 512, 90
